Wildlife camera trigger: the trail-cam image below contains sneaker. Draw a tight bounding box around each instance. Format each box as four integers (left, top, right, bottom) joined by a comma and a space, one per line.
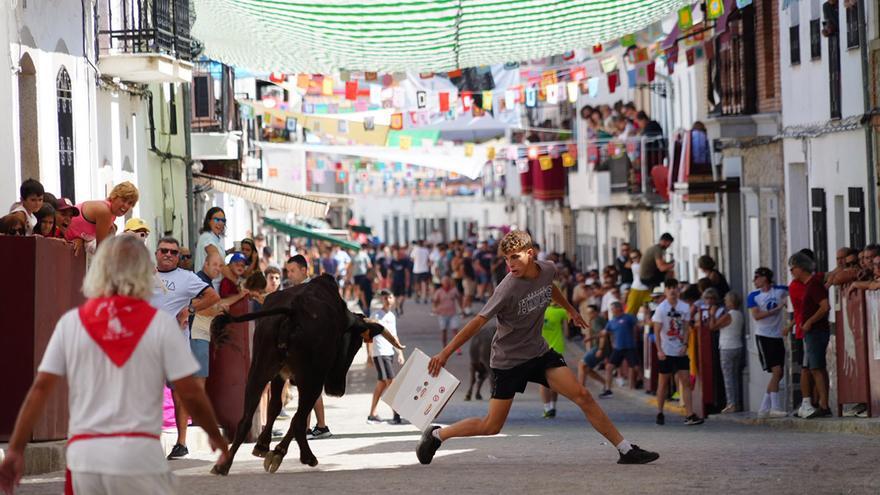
599, 389, 613, 399
685, 414, 704, 426
757, 409, 770, 419
416, 426, 442, 465
277, 409, 290, 418
768, 409, 788, 418
855, 403, 869, 418
272, 428, 284, 438
800, 404, 818, 419
166, 443, 188, 460
391, 414, 403, 425
366, 415, 382, 424
655, 412, 665, 425
617, 444, 660, 465
309, 426, 332, 439
721, 404, 736, 414
543, 409, 556, 419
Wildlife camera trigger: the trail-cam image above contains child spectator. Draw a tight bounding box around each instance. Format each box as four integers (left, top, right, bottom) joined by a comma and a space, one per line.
707, 292, 744, 413
239, 238, 260, 278
600, 301, 640, 398
0, 214, 27, 235
8, 178, 44, 235
367, 290, 405, 424
123, 218, 151, 243
577, 305, 608, 389
220, 253, 249, 298
51, 197, 80, 239
432, 276, 464, 349
539, 298, 569, 418
264, 266, 282, 294
34, 203, 56, 237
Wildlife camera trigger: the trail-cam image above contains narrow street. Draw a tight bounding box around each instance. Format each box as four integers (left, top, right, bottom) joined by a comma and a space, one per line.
17, 300, 880, 494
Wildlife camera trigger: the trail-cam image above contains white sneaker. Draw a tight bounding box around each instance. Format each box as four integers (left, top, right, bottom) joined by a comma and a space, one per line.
800, 404, 817, 419
768, 409, 788, 418
757, 409, 770, 419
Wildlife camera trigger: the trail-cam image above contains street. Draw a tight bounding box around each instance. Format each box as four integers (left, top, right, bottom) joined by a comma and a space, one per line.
15, 299, 880, 494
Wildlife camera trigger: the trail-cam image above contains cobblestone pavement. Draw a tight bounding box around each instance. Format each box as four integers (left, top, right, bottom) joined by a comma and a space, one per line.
17, 296, 880, 494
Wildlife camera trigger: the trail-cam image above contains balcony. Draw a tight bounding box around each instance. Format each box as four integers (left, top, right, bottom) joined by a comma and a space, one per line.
96, 0, 194, 83
191, 60, 242, 161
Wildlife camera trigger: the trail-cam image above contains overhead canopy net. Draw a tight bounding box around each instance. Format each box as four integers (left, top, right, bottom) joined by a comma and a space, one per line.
192, 0, 690, 73
263, 217, 361, 251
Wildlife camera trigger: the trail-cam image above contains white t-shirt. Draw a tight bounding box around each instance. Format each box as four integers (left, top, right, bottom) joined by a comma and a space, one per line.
370, 309, 398, 357
38, 308, 199, 474
652, 299, 691, 356
150, 268, 210, 319
9, 203, 37, 235
334, 250, 352, 277
195, 231, 224, 285
747, 286, 788, 338
600, 290, 619, 314
718, 309, 744, 350
412, 246, 431, 274
630, 262, 648, 291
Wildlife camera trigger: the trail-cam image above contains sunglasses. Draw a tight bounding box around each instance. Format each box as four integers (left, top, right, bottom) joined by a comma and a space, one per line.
159, 248, 180, 256
180, 255, 192, 260
212, 217, 227, 223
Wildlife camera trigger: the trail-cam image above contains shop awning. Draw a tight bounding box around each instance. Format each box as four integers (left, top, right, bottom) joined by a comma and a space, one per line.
194, 173, 329, 218
193, 0, 691, 73
263, 217, 361, 251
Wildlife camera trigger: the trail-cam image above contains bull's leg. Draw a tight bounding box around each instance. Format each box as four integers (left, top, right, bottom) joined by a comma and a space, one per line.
264, 381, 322, 472
211, 364, 280, 476
465, 363, 476, 401
252, 375, 286, 458
475, 365, 487, 400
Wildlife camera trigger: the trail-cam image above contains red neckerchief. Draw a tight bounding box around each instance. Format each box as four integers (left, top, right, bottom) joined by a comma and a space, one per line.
78, 296, 157, 367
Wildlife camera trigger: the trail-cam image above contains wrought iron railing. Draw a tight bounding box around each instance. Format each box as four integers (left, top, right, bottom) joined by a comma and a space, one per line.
585, 135, 667, 200
97, 0, 192, 61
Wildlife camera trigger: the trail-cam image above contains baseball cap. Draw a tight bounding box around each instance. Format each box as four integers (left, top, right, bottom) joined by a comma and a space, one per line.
229, 252, 248, 265
124, 217, 150, 233
55, 197, 80, 217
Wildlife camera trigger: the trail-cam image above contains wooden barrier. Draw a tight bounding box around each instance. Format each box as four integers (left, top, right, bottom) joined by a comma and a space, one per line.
0, 236, 85, 441
834, 287, 871, 415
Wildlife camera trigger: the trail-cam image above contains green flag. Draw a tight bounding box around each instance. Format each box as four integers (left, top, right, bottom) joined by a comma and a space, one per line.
707, 0, 725, 20
620, 33, 636, 47
678, 6, 693, 31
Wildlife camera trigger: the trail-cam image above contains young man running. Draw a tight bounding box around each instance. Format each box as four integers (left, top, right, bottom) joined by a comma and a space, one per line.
417, 231, 659, 465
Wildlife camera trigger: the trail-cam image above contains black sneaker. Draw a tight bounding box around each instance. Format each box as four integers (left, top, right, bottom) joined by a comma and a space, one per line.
166, 443, 188, 460
599, 389, 613, 398
366, 415, 382, 424
617, 445, 660, 465
309, 426, 332, 439
655, 412, 665, 425
416, 425, 442, 465
390, 414, 403, 425
685, 414, 704, 425
807, 407, 833, 419
543, 408, 556, 419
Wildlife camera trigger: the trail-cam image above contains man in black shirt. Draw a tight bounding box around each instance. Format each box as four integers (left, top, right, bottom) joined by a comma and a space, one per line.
614, 242, 634, 287
390, 247, 412, 315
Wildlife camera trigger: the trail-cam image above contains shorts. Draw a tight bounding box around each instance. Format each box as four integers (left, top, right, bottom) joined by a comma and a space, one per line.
491, 350, 567, 400
625, 288, 652, 315
462, 278, 476, 297
437, 315, 459, 331
414, 272, 431, 284
609, 348, 640, 367
657, 355, 690, 374
69, 470, 179, 495
392, 280, 407, 297
803, 328, 831, 370
756, 335, 785, 371
477, 272, 490, 285
373, 355, 396, 380
582, 348, 602, 368
191, 338, 210, 378
454, 278, 464, 294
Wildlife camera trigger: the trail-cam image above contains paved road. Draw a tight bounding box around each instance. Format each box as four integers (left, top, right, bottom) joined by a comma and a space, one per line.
18, 296, 880, 494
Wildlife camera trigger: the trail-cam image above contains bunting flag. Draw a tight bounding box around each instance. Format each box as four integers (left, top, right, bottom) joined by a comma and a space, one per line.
694, 44, 705, 61
419, 72, 434, 79
482, 91, 493, 110
636, 65, 648, 85
322, 77, 334, 95
686, 47, 696, 66
588, 77, 600, 97
381, 73, 394, 87
525, 87, 537, 107
562, 152, 575, 167
296, 73, 310, 89
364, 72, 378, 81
438, 92, 450, 112
601, 57, 618, 73
627, 69, 637, 89
585, 59, 601, 77
567, 82, 579, 103
608, 71, 619, 92
464, 143, 474, 157
461, 91, 473, 111
504, 90, 516, 109
571, 66, 587, 81
634, 47, 650, 64
399, 135, 412, 150
546, 83, 559, 104
416, 91, 427, 109
541, 70, 558, 88
678, 6, 693, 31
487, 146, 496, 160
707, 0, 725, 20
539, 155, 553, 171
390, 113, 403, 130
593, 44, 603, 54
704, 41, 715, 60
620, 33, 636, 47
647, 61, 656, 82
736, 0, 753, 7
516, 158, 529, 173
345, 81, 358, 100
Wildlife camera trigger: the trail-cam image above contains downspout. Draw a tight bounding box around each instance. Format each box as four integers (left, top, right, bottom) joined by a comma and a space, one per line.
858, 0, 877, 242
182, 82, 196, 253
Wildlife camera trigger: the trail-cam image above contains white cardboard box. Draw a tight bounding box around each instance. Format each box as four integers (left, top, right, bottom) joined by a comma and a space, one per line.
381, 348, 460, 431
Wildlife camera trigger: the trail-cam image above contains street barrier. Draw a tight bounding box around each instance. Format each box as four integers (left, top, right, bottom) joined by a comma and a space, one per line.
834, 287, 871, 416
0, 236, 84, 441
864, 290, 880, 415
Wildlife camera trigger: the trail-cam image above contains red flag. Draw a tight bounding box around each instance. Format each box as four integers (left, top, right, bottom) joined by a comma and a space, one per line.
345, 81, 358, 100
439, 92, 450, 112
647, 61, 656, 82
448, 69, 463, 78
608, 71, 619, 93
592, 44, 603, 54
686, 48, 696, 67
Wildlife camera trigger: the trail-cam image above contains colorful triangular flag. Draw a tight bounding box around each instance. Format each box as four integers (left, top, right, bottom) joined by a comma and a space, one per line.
707, 0, 724, 20
678, 6, 693, 31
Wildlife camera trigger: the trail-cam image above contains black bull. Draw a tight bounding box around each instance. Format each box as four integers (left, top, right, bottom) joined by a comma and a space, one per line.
208, 274, 400, 475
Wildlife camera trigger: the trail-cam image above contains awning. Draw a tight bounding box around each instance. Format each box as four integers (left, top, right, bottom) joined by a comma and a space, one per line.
194, 173, 329, 218
263, 217, 361, 251
193, 0, 692, 73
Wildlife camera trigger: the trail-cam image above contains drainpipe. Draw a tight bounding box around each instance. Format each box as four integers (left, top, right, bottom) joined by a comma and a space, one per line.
182, 82, 196, 252
858, 0, 877, 242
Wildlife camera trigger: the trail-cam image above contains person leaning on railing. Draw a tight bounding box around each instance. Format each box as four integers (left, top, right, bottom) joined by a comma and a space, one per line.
850, 252, 880, 291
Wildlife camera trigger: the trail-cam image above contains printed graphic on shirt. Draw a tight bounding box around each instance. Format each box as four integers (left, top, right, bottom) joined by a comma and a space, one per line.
665, 308, 685, 340
518, 285, 553, 315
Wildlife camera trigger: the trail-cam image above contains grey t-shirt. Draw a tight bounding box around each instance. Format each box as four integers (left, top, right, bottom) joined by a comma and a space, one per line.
478, 259, 556, 369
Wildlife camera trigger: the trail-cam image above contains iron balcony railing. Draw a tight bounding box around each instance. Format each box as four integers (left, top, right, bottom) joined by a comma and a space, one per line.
97, 0, 192, 61
583, 134, 668, 201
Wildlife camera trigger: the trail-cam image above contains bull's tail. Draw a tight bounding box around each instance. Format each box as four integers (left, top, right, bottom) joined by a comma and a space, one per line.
211, 307, 293, 347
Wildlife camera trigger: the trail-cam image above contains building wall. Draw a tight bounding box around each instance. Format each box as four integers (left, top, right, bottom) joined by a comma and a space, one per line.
755, 0, 783, 113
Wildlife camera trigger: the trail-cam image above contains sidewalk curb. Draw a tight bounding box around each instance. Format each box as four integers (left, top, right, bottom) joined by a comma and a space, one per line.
0, 442, 66, 476
708, 412, 880, 436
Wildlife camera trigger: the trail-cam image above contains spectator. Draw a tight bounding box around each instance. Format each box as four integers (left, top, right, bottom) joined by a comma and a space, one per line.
321, 249, 339, 280
491, 244, 509, 287
639, 233, 675, 289
178, 247, 193, 271
366, 290, 404, 425
390, 247, 411, 315
851, 254, 880, 290
539, 297, 569, 418
51, 197, 80, 239
0, 213, 27, 235
33, 203, 56, 237
653, 279, 702, 426
748, 267, 789, 417
625, 249, 651, 314
475, 241, 495, 301
599, 301, 641, 398
0, 235, 227, 494
219, 253, 249, 298
432, 276, 464, 349
123, 218, 150, 243
265, 265, 282, 294
243, 271, 268, 309
614, 242, 634, 288
698, 255, 730, 299
8, 178, 44, 235
461, 251, 477, 315
66, 181, 139, 250
411, 240, 432, 303
194, 207, 226, 287
788, 252, 832, 418
826, 247, 860, 287
150, 236, 220, 460
636, 111, 664, 137
333, 245, 352, 288
577, 304, 609, 388
707, 291, 744, 413
285, 254, 310, 287
349, 244, 374, 313
239, 238, 260, 278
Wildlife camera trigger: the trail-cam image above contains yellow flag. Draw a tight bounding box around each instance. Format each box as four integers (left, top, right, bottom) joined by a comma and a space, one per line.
482, 91, 493, 110
465, 143, 474, 157
539, 155, 552, 170
400, 135, 412, 150
487, 146, 496, 160
562, 152, 574, 167
322, 77, 334, 95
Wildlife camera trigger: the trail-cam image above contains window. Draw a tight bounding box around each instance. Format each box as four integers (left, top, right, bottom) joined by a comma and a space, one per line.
811, 188, 829, 272
56, 67, 75, 202
846, 5, 859, 48
789, 25, 801, 65
829, 29, 842, 118
810, 19, 822, 59
848, 187, 866, 249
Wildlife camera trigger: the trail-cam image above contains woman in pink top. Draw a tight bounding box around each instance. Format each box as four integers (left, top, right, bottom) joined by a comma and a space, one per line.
432, 276, 464, 349
65, 182, 139, 250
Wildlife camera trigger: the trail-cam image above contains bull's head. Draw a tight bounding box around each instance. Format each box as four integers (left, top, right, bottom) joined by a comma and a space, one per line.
324, 311, 403, 397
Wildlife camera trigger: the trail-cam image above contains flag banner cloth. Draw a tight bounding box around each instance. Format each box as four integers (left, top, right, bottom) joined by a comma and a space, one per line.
193, 0, 691, 72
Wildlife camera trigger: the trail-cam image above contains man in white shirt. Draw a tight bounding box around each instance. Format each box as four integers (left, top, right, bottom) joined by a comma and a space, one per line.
747, 267, 789, 418
367, 290, 405, 424
411, 241, 432, 304
0, 235, 227, 495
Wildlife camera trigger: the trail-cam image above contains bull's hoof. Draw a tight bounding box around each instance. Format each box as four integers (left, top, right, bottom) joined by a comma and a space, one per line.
464, 394, 471, 401
211, 464, 229, 476
301, 453, 319, 467
252, 445, 269, 458
264, 452, 283, 473
475, 393, 483, 400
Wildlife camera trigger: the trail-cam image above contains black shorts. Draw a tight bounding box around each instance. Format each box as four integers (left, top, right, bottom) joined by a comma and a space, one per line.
657, 355, 689, 374
491, 350, 567, 400
609, 348, 640, 367
756, 335, 785, 371
373, 356, 396, 380
392, 280, 407, 297
414, 272, 431, 283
